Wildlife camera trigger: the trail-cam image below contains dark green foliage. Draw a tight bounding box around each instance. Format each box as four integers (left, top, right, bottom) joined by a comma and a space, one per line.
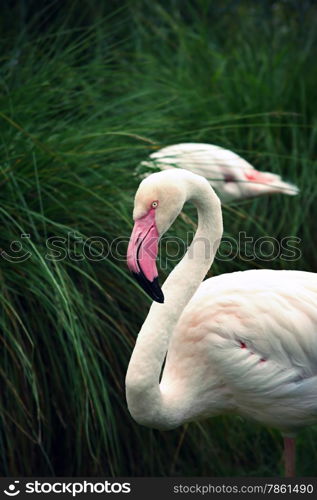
0, 0, 316, 476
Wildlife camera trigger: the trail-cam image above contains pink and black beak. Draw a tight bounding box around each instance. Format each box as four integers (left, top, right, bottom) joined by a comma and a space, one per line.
127, 208, 164, 303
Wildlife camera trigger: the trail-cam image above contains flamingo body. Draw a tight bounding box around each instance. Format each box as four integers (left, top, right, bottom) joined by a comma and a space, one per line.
141, 143, 298, 202
161, 269, 317, 434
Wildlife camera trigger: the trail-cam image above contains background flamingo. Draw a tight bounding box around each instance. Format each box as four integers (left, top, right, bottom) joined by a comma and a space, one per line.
138, 143, 299, 202
126, 169, 317, 477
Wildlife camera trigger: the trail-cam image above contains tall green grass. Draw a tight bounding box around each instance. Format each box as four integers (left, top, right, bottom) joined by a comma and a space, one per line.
0, 0, 316, 476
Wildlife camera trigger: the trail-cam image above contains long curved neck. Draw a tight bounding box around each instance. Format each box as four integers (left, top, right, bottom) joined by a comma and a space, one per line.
125, 176, 223, 429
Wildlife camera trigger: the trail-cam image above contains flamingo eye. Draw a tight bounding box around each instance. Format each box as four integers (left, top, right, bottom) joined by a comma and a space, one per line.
151, 201, 158, 208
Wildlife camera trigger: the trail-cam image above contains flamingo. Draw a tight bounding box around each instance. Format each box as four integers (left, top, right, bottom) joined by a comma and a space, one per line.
139, 143, 299, 202
126, 169, 317, 477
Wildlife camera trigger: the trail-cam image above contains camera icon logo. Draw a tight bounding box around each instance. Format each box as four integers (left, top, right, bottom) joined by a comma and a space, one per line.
4, 481, 20, 496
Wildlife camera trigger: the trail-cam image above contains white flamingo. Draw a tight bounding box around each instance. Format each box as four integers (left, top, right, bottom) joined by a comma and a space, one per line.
126, 169, 317, 477
139, 143, 298, 202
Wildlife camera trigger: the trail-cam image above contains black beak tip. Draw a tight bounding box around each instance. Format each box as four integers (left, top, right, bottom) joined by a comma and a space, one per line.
132, 272, 164, 303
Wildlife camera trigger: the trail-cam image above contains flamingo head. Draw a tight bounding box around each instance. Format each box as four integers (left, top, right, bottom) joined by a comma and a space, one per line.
127, 170, 187, 303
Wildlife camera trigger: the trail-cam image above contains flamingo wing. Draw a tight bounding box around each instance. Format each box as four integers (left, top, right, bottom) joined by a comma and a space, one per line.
160, 269, 317, 431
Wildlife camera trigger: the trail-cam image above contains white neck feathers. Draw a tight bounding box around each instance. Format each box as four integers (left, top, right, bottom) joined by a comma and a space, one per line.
125, 173, 223, 429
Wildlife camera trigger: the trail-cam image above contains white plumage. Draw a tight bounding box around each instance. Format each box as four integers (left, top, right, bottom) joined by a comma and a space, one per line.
126, 169, 316, 476
140, 143, 298, 202
161, 269, 317, 433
